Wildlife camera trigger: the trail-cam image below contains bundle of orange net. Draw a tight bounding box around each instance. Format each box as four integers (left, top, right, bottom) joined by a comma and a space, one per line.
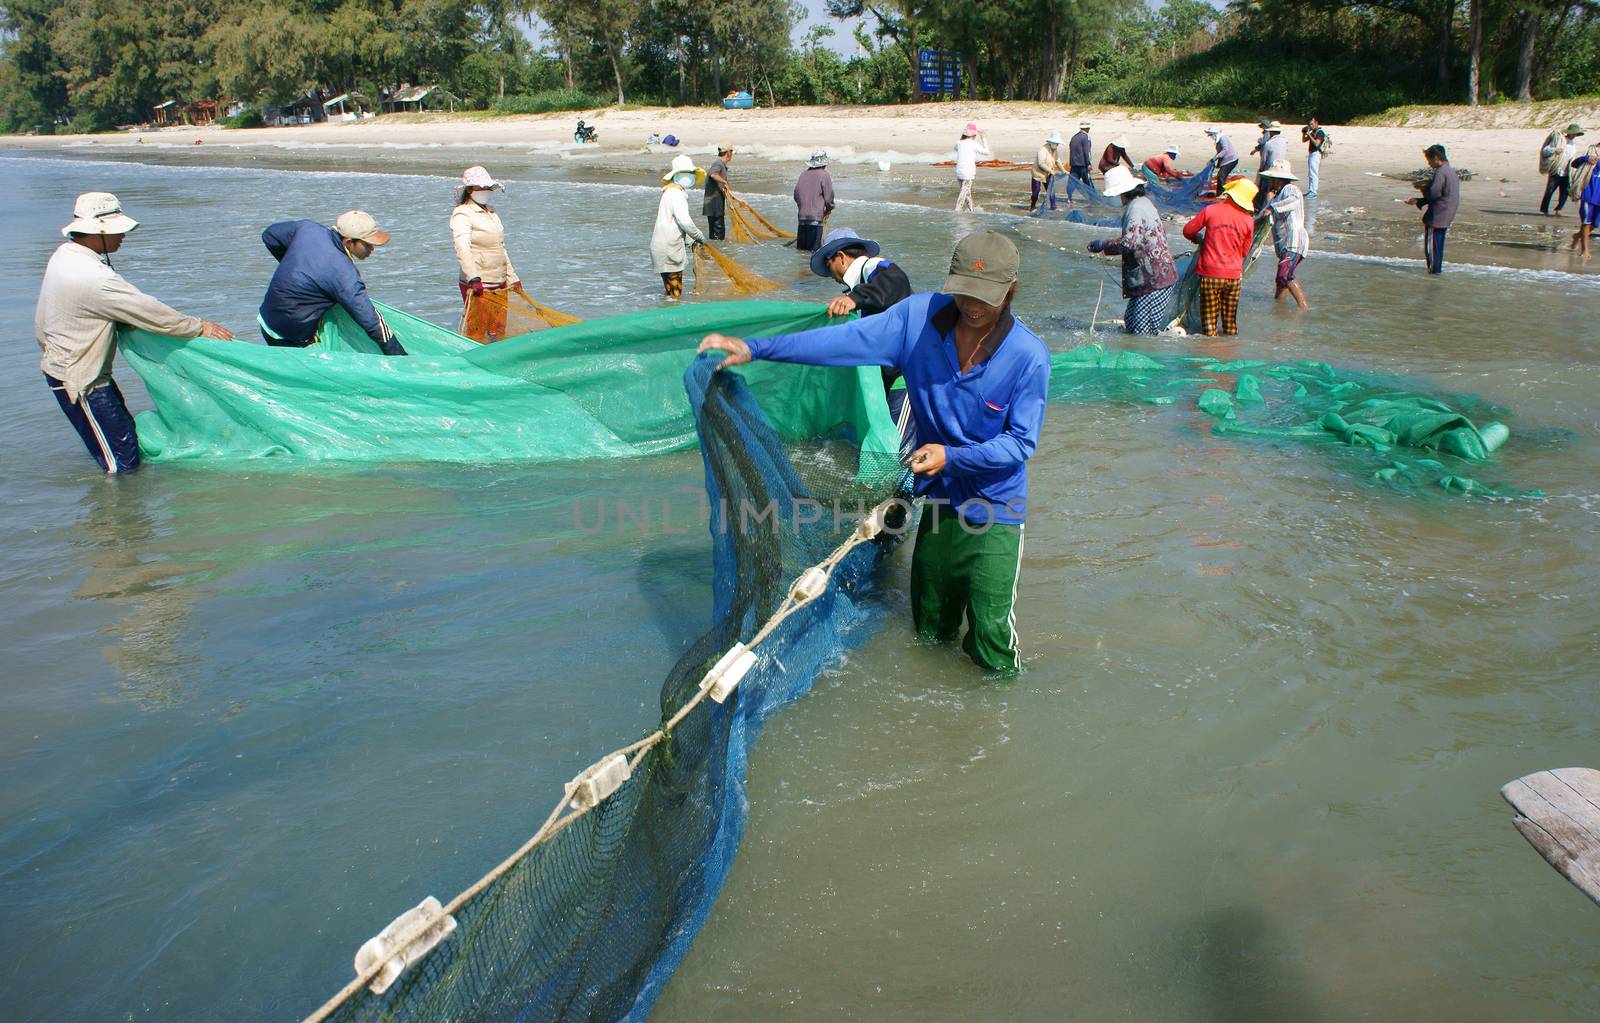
459, 285, 582, 344
693, 242, 780, 296
726, 194, 794, 243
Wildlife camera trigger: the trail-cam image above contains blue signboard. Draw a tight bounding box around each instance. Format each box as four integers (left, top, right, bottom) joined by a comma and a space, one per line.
917, 49, 961, 95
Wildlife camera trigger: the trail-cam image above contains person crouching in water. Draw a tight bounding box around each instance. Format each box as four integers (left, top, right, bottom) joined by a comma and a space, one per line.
812, 226, 918, 459
1087, 166, 1179, 334
793, 149, 835, 252
1260, 159, 1311, 311
651, 155, 709, 298
700, 231, 1050, 673
258, 211, 406, 355
37, 192, 235, 473
451, 166, 521, 342
1181, 178, 1258, 336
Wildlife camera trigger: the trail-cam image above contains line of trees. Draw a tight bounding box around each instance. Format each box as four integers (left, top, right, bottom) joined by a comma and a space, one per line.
2, 0, 1596, 134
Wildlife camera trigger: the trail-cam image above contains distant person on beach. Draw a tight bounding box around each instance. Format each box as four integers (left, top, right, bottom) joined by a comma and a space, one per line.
1098, 136, 1135, 176
1565, 141, 1600, 261
1539, 123, 1584, 216
1142, 146, 1191, 182
1407, 144, 1458, 274
451, 166, 520, 341
704, 143, 733, 241
698, 230, 1050, 673
1252, 122, 1286, 208
1069, 122, 1093, 186
1261, 160, 1311, 311
258, 212, 406, 355
1301, 118, 1327, 198
793, 149, 835, 251
1182, 178, 1258, 336
1204, 126, 1238, 196
1031, 131, 1067, 211
953, 124, 991, 212
651, 154, 708, 298
1087, 166, 1179, 335
36, 192, 234, 473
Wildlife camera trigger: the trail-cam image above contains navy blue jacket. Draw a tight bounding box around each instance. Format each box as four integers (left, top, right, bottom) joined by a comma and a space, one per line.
258, 221, 402, 354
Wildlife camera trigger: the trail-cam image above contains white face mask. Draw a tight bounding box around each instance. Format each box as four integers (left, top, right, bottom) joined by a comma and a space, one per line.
469, 189, 495, 204
673, 172, 696, 189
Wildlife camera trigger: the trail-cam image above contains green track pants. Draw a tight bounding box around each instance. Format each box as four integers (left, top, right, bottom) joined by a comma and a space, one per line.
910, 504, 1025, 673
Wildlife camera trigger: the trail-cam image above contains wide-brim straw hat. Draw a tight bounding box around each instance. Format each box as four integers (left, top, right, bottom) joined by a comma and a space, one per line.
1078, 121, 1092, 130
1203, 126, 1220, 136
663, 154, 707, 186
62, 191, 139, 237
1264, 121, 1284, 133
1045, 131, 1063, 145
1102, 165, 1141, 197
1110, 136, 1130, 150
461, 165, 502, 189
1222, 178, 1258, 209
1261, 158, 1297, 180
809, 227, 880, 277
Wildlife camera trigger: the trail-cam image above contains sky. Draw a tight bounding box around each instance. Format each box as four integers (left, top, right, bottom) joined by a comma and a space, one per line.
793, 0, 868, 56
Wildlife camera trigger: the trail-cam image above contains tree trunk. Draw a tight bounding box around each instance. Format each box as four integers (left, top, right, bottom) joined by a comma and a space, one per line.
677, 38, 686, 105
605, 37, 625, 108
1515, 9, 1536, 101
1064, 26, 1081, 100
762, 69, 775, 108
710, 32, 721, 97
1040, 7, 1059, 101
1436, 0, 1452, 93
1467, 0, 1482, 104
562, 29, 574, 89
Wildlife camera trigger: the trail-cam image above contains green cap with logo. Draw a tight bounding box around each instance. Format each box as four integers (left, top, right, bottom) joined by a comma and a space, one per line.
940, 230, 1019, 307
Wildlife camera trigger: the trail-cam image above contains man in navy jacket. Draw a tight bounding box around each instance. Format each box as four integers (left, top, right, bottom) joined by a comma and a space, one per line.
699, 231, 1050, 672
257, 211, 406, 355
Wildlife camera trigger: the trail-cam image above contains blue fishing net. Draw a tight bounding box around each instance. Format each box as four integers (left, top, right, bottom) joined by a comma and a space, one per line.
1032, 159, 1219, 226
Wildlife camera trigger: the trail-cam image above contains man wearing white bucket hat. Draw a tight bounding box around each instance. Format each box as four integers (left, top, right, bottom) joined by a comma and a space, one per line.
1203, 126, 1238, 196
1068, 122, 1094, 187
1260, 159, 1311, 311
651, 154, 708, 297
793, 150, 835, 251
1031, 131, 1067, 212
1086, 166, 1179, 334
35, 192, 234, 473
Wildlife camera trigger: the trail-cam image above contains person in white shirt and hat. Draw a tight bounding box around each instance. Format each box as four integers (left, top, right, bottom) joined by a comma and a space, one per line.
1086, 166, 1179, 334
450, 166, 521, 341
1031, 131, 1068, 212
1260, 159, 1311, 310
953, 123, 991, 212
1251, 121, 1287, 208
651, 154, 708, 298
35, 192, 234, 474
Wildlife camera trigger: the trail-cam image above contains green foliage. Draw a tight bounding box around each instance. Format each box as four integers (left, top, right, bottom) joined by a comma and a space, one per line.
221, 107, 265, 128
492, 88, 607, 114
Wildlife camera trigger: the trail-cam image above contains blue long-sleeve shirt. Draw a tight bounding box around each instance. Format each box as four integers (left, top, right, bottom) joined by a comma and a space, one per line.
745, 292, 1050, 525
259, 220, 391, 349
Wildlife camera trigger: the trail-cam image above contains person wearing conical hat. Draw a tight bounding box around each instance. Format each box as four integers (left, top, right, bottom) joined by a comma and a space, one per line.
450, 166, 521, 341
1087, 166, 1179, 334
793, 149, 835, 251
651, 154, 708, 298
1181, 178, 1258, 336
1260, 159, 1310, 311
36, 192, 235, 473
1031, 131, 1067, 212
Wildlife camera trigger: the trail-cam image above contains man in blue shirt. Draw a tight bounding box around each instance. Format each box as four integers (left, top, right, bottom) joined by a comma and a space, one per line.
258, 211, 406, 355
699, 231, 1050, 672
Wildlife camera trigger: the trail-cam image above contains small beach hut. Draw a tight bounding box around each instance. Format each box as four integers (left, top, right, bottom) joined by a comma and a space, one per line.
183, 100, 220, 126
152, 100, 180, 126
384, 85, 460, 114
323, 92, 372, 121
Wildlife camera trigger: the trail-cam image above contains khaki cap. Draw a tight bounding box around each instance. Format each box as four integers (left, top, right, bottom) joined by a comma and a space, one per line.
334, 210, 390, 245
941, 231, 1019, 307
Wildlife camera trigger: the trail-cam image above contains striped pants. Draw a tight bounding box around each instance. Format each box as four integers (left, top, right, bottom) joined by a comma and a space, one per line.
46, 374, 140, 474
1197, 275, 1241, 336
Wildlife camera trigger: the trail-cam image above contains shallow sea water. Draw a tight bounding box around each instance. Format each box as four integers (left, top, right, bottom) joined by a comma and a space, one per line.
0, 145, 1596, 1021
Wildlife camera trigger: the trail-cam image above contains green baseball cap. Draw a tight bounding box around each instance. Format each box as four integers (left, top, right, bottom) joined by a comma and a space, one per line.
941, 231, 1019, 307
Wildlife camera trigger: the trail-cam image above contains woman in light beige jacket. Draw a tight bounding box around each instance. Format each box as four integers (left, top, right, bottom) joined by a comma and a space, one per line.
451, 166, 520, 341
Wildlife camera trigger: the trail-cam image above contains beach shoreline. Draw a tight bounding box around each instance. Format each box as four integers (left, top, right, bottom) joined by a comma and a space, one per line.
7, 100, 1599, 275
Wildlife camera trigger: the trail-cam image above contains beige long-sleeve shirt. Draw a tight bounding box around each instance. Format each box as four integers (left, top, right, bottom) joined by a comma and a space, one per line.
450, 202, 518, 285
35, 241, 201, 401
1032, 143, 1066, 182
650, 184, 706, 274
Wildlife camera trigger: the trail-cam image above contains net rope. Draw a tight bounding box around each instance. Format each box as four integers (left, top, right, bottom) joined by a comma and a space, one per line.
458, 286, 581, 343
726, 194, 794, 243
693, 242, 781, 296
